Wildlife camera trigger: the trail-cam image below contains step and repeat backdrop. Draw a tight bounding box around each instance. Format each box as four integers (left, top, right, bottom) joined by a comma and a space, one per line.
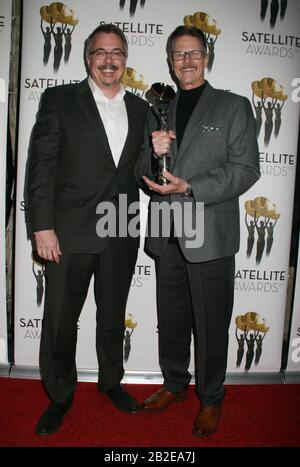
0, 0, 12, 371
14, 0, 300, 381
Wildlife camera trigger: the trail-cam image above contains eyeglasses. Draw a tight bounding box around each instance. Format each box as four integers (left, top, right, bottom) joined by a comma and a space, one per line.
171, 50, 206, 61
89, 48, 127, 60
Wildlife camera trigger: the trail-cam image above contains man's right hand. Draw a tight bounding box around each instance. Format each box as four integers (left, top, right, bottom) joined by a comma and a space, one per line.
152, 130, 176, 157
34, 229, 62, 263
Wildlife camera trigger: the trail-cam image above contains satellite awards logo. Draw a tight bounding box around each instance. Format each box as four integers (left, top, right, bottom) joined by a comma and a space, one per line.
121, 67, 148, 97
244, 196, 280, 264
183, 11, 221, 72
32, 256, 45, 307
119, 0, 146, 17
251, 77, 287, 145
235, 311, 270, 371
40, 2, 79, 72
124, 314, 137, 362
242, 1, 296, 58
260, 0, 288, 28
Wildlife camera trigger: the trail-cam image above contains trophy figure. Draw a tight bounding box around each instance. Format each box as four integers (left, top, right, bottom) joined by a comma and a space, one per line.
150, 82, 175, 185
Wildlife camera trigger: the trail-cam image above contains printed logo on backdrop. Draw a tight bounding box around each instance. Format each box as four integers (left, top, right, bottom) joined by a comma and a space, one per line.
131, 264, 152, 288
40, 2, 78, 72
235, 311, 270, 371
19, 317, 80, 340
260, 0, 288, 28
251, 78, 287, 145
32, 254, 46, 307
121, 67, 148, 97
102, 0, 161, 48
235, 268, 286, 293
124, 314, 137, 362
258, 79, 296, 178
242, 1, 299, 59
119, 0, 146, 17
183, 12, 221, 72
24, 77, 81, 103
244, 196, 280, 264
19, 317, 42, 340
259, 149, 295, 178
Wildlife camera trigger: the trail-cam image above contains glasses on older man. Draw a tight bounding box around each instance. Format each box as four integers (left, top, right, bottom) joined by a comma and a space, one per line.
89, 48, 127, 60
171, 50, 206, 61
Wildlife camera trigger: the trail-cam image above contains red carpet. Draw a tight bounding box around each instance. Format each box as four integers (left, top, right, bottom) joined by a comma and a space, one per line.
0, 378, 299, 447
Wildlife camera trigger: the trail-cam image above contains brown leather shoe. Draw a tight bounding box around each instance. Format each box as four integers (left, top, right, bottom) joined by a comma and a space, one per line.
193, 402, 222, 437
142, 387, 188, 412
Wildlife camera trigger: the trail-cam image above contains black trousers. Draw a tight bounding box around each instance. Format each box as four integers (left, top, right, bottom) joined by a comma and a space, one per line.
155, 242, 235, 405
40, 245, 137, 407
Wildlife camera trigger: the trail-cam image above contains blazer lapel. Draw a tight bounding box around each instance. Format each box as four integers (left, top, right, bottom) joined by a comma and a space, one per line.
167, 94, 179, 170
75, 79, 115, 166
176, 83, 215, 161
117, 92, 133, 169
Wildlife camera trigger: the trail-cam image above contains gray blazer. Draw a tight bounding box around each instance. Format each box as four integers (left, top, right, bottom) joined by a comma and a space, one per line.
135, 82, 261, 263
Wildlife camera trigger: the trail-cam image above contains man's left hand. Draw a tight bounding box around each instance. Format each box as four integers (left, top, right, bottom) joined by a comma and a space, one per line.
143, 172, 188, 195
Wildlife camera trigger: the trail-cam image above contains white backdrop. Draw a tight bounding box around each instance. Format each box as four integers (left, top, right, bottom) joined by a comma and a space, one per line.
0, 0, 12, 370
14, 0, 300, 381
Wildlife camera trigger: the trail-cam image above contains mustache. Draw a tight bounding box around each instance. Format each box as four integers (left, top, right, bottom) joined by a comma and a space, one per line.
180, 66, 197, 71
98, 64, 119, 71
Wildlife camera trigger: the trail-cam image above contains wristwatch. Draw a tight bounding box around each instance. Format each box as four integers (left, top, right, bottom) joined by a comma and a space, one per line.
184, 183, 193, 197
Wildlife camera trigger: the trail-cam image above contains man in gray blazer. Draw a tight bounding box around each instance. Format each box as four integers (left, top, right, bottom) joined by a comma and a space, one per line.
27, 24, 148, 435
135, 25, 260, 437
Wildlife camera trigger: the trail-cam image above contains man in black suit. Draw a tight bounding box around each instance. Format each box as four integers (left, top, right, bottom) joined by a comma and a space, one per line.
27, 24, 148, 435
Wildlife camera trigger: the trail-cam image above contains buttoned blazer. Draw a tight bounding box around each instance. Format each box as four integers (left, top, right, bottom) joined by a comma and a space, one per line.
135, 82, 260, 262
27, 78, 148, 253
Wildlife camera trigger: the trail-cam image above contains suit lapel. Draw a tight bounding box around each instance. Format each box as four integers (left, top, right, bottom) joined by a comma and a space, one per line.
176, 83, 215, 161
167, 94, 179, 170
75, 79, 115, 166
117, 92, 133, 169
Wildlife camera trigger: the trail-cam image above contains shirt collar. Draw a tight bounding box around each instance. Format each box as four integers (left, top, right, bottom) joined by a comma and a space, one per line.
88, 76, 126, 103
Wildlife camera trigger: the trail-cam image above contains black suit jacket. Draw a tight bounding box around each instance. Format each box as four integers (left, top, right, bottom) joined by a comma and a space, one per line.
27, 79, 148, 253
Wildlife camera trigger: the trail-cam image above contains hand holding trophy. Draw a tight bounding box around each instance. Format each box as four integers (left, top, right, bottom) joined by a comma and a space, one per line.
150, 82, 175, 186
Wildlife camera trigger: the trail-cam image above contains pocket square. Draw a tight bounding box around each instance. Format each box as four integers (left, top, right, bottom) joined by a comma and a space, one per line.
201, 124, 221, 132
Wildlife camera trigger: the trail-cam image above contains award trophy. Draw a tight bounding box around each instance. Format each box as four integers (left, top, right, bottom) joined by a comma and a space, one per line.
150, 82, 175, 185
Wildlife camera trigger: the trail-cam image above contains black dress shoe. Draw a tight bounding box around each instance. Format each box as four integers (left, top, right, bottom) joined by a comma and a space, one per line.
104, 384, 140, 413
35, 402, 68, 435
